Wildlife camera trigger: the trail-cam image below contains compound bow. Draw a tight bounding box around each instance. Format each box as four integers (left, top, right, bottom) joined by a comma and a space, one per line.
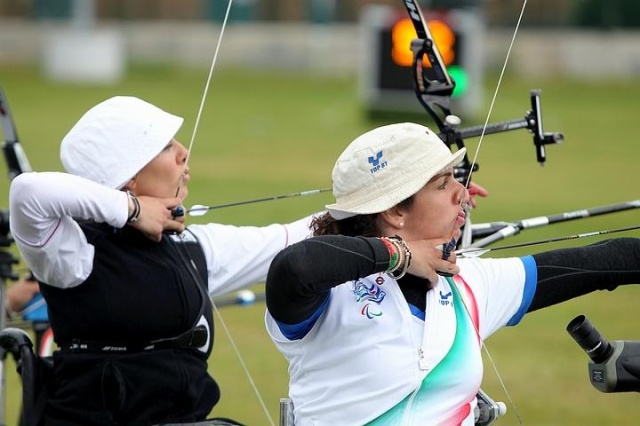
402, 0, 563, 183
400, 2, 640, 424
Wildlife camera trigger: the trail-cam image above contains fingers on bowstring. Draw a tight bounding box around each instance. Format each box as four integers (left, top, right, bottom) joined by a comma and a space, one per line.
171, 205, 186, 221
436, 259, 459, 277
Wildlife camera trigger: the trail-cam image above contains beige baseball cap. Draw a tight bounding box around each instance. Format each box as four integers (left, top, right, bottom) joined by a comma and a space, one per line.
60, 96, 184, 189
326, 122, 466, 220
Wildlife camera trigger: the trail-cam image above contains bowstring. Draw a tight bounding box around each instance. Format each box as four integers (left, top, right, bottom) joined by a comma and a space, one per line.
463, 1, 528, 189
210, 297, 276, 426
459, 1, 529, 424
184, 3, 231, 168
179, 1, 276, 424
174, 0, 233, 197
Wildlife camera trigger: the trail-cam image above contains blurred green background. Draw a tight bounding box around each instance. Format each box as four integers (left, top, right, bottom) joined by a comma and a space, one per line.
0, 63, 638, 425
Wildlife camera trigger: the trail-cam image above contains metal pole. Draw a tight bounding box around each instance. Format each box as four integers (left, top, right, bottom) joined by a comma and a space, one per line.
279, 397, 294, 426
0, 277, 8, 425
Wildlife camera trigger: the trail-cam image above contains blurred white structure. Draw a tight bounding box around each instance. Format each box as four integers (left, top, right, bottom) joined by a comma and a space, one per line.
1, 22, 640, 80
42, 0, 125, 84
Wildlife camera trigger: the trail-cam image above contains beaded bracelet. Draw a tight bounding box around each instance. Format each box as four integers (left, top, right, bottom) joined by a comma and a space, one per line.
380, 237, 400, 272
126, 191, 141, 224
388, 235, 412, 280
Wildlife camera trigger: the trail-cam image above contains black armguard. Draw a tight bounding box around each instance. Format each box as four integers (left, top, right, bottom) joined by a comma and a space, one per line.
266, 235, 390, 324
528, 238, 640, 312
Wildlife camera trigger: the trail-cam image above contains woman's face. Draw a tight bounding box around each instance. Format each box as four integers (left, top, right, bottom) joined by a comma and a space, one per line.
129, 139, 190, 200
397, 168, 468, 244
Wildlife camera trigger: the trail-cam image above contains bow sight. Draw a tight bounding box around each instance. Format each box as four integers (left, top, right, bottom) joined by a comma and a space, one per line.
403, 0, 564, 182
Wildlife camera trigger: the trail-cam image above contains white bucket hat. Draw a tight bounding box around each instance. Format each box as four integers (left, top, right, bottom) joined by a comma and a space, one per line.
326, 122, 466, 220
60, 96, 184, 189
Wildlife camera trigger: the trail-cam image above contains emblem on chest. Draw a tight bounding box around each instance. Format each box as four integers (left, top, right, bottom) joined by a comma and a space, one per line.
350, 278, 386, 319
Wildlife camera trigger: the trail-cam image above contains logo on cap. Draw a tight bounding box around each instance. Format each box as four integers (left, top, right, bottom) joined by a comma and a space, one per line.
368, 150, 387, 174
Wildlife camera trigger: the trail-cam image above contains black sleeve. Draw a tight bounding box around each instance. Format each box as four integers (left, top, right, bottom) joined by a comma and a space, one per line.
528, 237, 640, 312
265, 235, 391, 324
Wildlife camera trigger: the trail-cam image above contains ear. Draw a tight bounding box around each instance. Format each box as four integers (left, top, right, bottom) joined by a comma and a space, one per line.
379, 206, 406, 230
123, 175, 138, 192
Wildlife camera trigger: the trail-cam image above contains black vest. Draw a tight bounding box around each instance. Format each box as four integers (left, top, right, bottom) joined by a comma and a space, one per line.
40, 222, 213, 351
39, 223, 219, 424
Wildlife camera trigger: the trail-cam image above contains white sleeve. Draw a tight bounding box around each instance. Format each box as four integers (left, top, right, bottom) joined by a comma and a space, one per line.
9, 171, 130, 288
458, 257, 533, 340
188, 213, 315, 297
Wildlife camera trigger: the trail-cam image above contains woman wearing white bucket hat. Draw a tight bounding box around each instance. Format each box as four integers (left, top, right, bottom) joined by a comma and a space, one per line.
264, 122, 640, 425
9, 96, 317, 425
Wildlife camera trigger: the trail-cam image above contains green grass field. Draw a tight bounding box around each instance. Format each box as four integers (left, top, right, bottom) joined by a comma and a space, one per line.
0, 63, 639, 425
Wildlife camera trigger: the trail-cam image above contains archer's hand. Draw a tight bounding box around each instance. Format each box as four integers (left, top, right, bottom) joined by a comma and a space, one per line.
129, 196, 185, 242
405, 239, 460, 284
468, 181, 489, 209
6, 276, 40, 313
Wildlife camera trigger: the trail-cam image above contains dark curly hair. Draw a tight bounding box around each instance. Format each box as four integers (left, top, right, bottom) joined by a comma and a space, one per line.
312, 196, 416, 237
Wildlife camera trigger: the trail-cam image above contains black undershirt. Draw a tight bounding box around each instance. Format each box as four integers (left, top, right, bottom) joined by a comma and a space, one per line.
266, 236, 640, 324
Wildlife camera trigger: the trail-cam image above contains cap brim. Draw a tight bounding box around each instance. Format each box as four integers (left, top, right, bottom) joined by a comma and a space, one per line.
326, 148, 466, 220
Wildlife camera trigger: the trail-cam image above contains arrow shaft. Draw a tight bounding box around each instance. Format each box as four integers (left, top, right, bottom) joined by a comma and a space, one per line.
497, 224, 640, 251
188, 188, 331, 214
519, 200, 640, 229
461, 225, 640, 257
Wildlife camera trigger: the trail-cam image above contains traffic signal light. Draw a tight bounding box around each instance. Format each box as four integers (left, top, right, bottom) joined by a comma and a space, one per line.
359, 6, 482, 117
390, 16, 468, 97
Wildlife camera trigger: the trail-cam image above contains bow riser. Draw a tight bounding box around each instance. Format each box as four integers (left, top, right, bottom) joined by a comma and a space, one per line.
401, 0, 563, 182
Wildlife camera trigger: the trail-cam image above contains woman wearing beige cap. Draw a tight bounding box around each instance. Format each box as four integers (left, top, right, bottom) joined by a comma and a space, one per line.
265, 122, 640, 425
9, 96, 316, 425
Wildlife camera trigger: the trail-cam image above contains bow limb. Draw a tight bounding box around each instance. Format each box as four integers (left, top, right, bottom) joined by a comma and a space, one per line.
0, 87, 31, 333
403, 0, 475, 181
0, 87, 32, 181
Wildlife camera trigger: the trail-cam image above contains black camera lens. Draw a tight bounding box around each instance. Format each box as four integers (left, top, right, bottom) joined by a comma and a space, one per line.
567, 315, 613, 364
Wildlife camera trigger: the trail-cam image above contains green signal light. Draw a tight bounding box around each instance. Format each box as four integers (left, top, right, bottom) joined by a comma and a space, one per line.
449, 66, 469, 98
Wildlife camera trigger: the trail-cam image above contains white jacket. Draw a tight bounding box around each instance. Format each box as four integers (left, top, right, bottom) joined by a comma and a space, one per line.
266, 257, 536, 425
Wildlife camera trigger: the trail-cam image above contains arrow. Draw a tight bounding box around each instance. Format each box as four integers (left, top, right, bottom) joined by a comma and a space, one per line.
456, 224, 640, 258
188, 188, 331, 216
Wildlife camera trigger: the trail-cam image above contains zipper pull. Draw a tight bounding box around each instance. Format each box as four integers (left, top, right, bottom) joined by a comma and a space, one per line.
418, 348, 429, 370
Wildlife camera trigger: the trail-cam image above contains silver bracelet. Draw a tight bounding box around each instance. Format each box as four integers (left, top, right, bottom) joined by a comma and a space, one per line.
127, 191, 141, 223
388, 236, 412, 280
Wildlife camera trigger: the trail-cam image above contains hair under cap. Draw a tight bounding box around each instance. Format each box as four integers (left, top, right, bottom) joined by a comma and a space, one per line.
60, 96, 184, 189
325, 122, 466, 220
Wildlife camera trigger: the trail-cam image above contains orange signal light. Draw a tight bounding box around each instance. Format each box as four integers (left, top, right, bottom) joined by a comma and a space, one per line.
391, 18, 456, 67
